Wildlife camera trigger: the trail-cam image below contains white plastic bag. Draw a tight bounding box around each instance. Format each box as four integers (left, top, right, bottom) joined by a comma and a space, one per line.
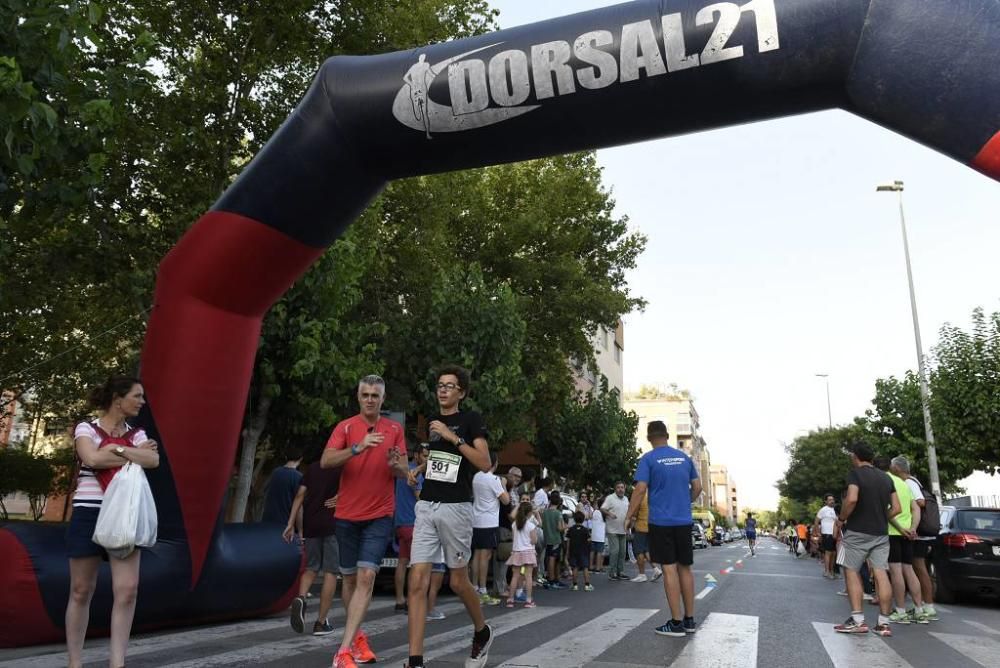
92, 462, 158, 559
796, 540, 806, 556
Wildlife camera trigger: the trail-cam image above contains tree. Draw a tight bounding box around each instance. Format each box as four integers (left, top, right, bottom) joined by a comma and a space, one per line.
534, 380, 640, 492
777, 425, 875, 507
0, 445, 55, 520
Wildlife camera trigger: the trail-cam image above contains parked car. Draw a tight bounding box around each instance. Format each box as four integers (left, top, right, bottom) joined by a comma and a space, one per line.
711, 527, 724, 546
932, 505, 1000, 603
691, 524, 709, 549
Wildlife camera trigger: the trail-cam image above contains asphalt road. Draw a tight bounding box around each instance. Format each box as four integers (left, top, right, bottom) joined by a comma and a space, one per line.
4, 537, 999, 667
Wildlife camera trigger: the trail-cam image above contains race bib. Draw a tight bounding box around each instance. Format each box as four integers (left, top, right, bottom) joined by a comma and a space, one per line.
426, 450, 461, 484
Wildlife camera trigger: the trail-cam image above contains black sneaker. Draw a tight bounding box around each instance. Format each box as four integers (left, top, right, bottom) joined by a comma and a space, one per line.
312, 619, 335, 636
683, 616, 697, 634
654, 620, 686, 637
394, 602, 408, 613
466, 623, 494, 668
289, 596, 306, 634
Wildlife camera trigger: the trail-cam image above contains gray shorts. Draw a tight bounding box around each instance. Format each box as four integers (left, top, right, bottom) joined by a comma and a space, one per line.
411, 500, 473, 569
305, 534, 340, 574
836, 530, 889, 571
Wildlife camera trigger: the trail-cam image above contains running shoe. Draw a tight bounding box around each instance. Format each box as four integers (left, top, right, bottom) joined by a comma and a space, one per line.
394, 602, 408, 613
651, 567, 663, 581
922, 605, 939, 621
351, 630, 377, 663
584, 584, 594, 592
888, 611, 911, 625
631, 574, 648, 583
654, 620, 686, 637
465, 623, 494, 668
290, 596, 306, 634
833, 617, 869, 634
571, 584, 579, 591
313, 619, 335, 636
426, 609, 447, 621
332, 650, 357, 668
907, 608, 930, 624
873, 623, 892, 637
683, 616, 697, 634
478, 592, 500, 606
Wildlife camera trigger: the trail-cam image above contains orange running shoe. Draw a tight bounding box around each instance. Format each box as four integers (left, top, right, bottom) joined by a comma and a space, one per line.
332, 649, 358, 668
351, 630, 377, 664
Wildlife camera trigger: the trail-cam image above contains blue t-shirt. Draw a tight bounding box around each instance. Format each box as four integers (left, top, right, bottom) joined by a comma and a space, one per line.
745, 518, 757, 535
394, 461, 422, 528
633, 446, 698, 527
261, 466, 303, 524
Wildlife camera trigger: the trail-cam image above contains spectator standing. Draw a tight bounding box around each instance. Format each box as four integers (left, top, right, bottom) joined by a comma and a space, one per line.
542, 491, 566, 588
625, 421, 702, 637
505, 501, 540, 608
883, 456, 927, 624
815, 495, 838, 578
590, 501, 607, 573
566, 510, 593, 591
893, 457, 938, 621
471, 451, 509, 606
284, 454, 342, 635
262, 448, 304, 523
833, 443, 900, 637
493, 467, 522, 598
601, 483, 630, 580
630, 492, 661, 582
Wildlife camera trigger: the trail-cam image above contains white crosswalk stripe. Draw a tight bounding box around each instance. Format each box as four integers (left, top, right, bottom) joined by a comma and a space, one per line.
671, 613, 757, 668
929, 632, 1000, 666
962, 619, 1000, 636
496, 607, 658, 667
812, 621, 910, 667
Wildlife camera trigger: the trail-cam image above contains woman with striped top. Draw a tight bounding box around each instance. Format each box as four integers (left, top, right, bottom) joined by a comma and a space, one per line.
66, 375, 159, 668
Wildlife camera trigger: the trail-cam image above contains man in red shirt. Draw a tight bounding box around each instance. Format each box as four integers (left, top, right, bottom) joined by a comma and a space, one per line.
322, 374, 408, 668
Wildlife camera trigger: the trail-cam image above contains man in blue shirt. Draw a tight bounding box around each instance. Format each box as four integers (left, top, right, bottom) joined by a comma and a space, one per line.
625, 421, 702, 638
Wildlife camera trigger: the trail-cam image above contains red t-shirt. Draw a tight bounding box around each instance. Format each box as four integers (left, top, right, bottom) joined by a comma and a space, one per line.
326, 414, 405, 521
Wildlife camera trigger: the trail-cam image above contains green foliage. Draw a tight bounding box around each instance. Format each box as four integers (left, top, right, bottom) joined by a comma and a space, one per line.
534, 380, 640, 492
0, 445, 57, 520
776, 425, 876, 508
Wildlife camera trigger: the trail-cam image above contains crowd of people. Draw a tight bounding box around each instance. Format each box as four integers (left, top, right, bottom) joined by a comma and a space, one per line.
65, 370, 706, 668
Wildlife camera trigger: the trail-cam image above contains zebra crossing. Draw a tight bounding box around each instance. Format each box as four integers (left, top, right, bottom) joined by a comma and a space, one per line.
3, 599, 999, 667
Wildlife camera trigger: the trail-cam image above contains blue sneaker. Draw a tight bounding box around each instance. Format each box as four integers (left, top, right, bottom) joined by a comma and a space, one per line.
514, 590, 527, 602
654, 620, 686, 637
683, 617, 697, 634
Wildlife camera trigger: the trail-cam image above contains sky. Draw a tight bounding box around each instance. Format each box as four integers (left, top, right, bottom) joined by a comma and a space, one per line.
490, 0, 1000, 508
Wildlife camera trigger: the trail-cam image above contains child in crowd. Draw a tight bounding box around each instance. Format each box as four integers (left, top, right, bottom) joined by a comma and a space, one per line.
506, 501, 539, 608
542, 491, 566, 588
590, 497, 606, 573
566, 510, 593, 591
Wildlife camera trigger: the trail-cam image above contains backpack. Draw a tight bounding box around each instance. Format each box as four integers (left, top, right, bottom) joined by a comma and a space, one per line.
915, 479, 941, 537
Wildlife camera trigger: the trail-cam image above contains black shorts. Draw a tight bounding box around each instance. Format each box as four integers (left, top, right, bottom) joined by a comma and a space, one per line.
912, 540, 933, 560
649, 523, 694, 566
65, 506, 109, 560
569, 548, 589, 570
888, 535, 914, 564
821, 534, 836, 552
545, 544, 562, 561
471, 527, 498, 550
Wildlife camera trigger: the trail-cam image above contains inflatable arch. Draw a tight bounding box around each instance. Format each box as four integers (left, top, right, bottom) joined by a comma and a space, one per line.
3, 0, 999, 647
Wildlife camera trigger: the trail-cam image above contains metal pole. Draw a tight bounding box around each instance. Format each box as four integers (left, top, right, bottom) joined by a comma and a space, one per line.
878, 181, 942, 500
815, 374, 832, 429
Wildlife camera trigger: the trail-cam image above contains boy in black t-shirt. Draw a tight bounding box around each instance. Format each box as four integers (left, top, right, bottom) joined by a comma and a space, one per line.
406, 365, 494, 668
567, 510, 593, 591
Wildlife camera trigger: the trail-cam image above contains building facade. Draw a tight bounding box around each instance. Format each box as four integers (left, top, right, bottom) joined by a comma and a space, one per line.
575, 322, 624, 401
623, 394, 712, 510
709, 464, 740, 524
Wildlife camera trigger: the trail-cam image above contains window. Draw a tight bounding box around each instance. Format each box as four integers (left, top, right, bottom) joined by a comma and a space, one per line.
601, 328, 609, 350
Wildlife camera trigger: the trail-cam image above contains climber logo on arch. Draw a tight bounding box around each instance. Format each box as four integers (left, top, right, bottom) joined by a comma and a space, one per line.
392, 43, 540, 138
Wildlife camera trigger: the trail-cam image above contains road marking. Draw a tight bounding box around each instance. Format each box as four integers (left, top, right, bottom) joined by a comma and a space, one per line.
156, 601, 468, 668
496, 607, 658, 667
670, 613, 757, 668
930, 631, 1000, 665
0, 598, 402, 668
377, 604, 566, 664
961, 619, 1000, 636
720, 567, 734, 575
812, 621, 911, 667
933, 604, 952, 614
695, 585, 716, 600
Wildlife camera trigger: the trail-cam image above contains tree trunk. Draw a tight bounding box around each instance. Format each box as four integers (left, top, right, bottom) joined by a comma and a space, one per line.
230, 391, 271, 523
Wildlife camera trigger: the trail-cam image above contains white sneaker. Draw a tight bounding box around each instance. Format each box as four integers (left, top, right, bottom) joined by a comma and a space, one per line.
631, 574, 648, 582
651, 567, 663, 581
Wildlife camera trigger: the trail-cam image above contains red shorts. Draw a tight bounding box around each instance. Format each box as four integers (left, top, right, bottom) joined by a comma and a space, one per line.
396, 526, 414, 560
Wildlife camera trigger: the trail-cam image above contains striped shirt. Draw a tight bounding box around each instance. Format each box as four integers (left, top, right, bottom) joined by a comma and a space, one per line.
72, 420, 147, 509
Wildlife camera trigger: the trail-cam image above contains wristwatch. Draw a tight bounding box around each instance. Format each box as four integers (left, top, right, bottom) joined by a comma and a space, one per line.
456, 437, 466, 447
114, 446, 126, 457
351, 444, 360, 456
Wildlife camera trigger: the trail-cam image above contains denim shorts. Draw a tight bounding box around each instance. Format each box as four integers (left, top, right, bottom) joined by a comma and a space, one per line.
65, 506, 108, 560
335, 515, 393, 575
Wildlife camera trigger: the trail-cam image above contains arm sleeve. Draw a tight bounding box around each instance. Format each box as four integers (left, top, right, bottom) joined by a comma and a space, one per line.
634, 455, 650, 484
130, 429, 149, 445
75, 422, 96, 441
491, 475, 505, 499
469, 412, 489, 441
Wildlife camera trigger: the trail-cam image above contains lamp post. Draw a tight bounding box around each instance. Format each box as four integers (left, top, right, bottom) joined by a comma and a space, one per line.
815, 373, 832, 429
876, 180, 941, 500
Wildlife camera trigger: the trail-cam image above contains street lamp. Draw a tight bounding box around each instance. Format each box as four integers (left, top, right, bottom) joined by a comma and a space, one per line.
875, 180, 941, 500
815, 373, 832, 429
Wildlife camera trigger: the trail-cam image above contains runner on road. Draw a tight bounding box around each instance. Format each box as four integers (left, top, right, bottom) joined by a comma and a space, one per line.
744, 512, 757, 557
405, 365, 494, 668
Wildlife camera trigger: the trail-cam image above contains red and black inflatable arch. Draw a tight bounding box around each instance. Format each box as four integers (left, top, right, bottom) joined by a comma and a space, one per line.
3, 0, 999, 647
